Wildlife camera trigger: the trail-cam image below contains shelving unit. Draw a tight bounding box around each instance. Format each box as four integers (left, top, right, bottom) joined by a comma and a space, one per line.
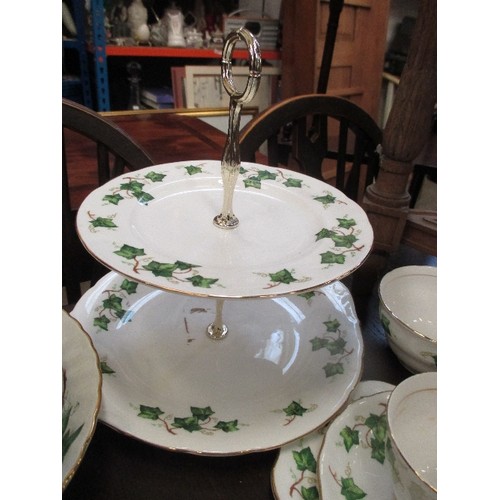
86, 0, 281, 111
63, 0, 93, 108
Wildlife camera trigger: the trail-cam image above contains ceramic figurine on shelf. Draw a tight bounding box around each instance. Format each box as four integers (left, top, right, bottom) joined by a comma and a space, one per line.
127, 0, 150, 43
163, 2, 186, 47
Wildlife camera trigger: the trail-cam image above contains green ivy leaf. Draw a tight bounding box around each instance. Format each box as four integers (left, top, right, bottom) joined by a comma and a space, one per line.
93, 315, 110, 331
331, 233, 358, 248
324, 319, 341, 332
175, 260, 200, 271
186, 275, 219, 288
120, 279, 138, 295
292, 447, 317, 473
120, 180, 145, 192
100, 361, 115, 374
301, 486, 320, 500
243, 176, 262, 189
138, 405, 164, 420
283, 401, 307, 417
239, 166, 248, 174
323, 362, 344, 378
340, 477, 367, 500
326, 338, 347, 355
320, 251, 346, 265
313, 194, 336, 205
340, 426, 360, 452
298, 291, 316, 300
145, 171, 166, 182
114, 244, 146, 260
370, 435, 387, 464
269, 269, 297, 284
190, 406, 215, 421
143, 261, 178, 278
366, 413, 388, 464
315, 228, 336, 241
257, 170, 277, 180
310, 337, 330, 351
337, 218, 357, 229
103, 193, 124, 205
283, 178, 303, 188
172, 416, 202, 432
214, 420, 239, 432
102, 294, 124, 313
132, 190, 155, 204
185, 165, 203, 175
365, 414, 388, 442
90, 217, 117, 228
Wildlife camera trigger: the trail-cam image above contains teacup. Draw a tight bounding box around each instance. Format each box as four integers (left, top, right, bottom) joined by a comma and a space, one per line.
387, 372, 437, 499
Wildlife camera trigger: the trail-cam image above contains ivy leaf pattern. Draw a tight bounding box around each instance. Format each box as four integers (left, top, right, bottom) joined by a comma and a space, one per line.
314, 194, 337, 205
340, 477, 367, 500
283, 401, 308, 418
310, 318, 353, 380
90, 217, 117, 229
138, 405, 240, 434
292, 447, 317, 473
138, 405, 164, 420
103, 193, 124, 205
340, 426, 360, 452
186, 275, 219, 288
185, 165, 203, 175
269, 269, 297, 285
100, 361, 115, 374
301, 486, 320, 500
114, 244, 146, 260
92, 278, 139, 331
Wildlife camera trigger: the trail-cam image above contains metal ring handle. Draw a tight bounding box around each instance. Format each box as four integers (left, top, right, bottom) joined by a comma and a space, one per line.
221, 27, 262, 103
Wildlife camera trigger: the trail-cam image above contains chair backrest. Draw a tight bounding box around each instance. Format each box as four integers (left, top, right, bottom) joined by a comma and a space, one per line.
239, 94, 382, 202
62, 98, 154, 306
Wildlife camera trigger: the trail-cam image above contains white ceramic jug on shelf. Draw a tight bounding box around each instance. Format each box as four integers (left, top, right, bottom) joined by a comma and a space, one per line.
163, 3, 186, 47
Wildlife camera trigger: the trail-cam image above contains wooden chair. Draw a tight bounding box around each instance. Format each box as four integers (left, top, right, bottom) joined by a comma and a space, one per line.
62, 98, 154, 306
239, 94, 382, 203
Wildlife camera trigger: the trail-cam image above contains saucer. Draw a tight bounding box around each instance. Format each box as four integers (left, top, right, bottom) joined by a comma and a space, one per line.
271, 380, 394, 499
318, 390, 396, 499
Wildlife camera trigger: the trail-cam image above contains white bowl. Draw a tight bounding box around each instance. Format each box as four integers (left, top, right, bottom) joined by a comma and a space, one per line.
387, 372, 437, 500
378, 265, 437, 373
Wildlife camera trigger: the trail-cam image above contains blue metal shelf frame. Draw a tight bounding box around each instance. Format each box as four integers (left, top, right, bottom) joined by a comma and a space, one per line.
91, 0, 111, 111
72, 0, 93, 108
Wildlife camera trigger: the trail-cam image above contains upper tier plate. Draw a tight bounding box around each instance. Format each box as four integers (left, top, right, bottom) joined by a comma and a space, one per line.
76, 161, 373, 299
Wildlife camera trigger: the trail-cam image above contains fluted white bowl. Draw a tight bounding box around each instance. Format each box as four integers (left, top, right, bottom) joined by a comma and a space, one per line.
378, 265, 437, 373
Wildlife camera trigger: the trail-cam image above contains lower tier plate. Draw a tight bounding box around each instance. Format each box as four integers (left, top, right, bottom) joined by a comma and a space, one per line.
71, 272, 363, 455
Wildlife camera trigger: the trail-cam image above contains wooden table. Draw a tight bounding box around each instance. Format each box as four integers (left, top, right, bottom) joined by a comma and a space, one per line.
63, 110, 436, 499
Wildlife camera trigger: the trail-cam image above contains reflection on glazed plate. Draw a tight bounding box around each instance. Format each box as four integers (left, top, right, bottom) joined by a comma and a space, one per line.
76, 160, 373, 299
62, 310, 102, 490
71, 272, 363, 455
318, 391, 396, 500
271, 381, 395, 500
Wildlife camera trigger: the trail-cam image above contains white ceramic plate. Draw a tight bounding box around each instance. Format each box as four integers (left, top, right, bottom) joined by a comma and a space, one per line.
271, 380, 395, 500
76, 160, 373, 299
62, 310, 102, 490
71, 272, 363, 455
318, 391, 395, 500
